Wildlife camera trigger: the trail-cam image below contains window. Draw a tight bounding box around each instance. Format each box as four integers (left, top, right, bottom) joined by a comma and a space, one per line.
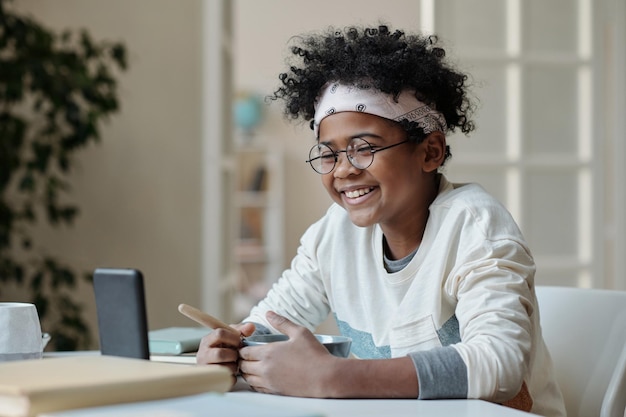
423, 0, 622, 288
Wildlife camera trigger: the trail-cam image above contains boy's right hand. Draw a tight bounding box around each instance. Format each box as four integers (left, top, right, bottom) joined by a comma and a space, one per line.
195, 322, 256, 377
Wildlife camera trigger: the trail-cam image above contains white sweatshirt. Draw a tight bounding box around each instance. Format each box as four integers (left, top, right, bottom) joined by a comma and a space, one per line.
246, 176, 565, 416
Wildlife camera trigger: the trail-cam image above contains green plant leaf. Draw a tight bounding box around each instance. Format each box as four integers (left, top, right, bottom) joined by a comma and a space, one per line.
111, 44, 127, 69
21, 202, 35, 222
33, 292, 48, 320
59, 206, 79, 224
30, 271, 43, 291
52, 268, 75, 289
1, 0, 127, 350
18, 172, 35, 192
31, 142, 53, 173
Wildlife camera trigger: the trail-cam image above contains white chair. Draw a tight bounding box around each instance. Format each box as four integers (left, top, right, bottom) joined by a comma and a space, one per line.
535, 286, 626, 417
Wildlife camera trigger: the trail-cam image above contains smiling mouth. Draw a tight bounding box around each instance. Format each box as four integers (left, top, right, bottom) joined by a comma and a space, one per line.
344, 187, 374, 199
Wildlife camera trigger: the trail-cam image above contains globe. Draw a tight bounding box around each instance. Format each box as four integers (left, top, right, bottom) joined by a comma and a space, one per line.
233, 95, 263, 132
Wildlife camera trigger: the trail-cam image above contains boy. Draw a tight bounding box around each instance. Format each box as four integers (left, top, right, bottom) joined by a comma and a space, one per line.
197, 24, 565, 417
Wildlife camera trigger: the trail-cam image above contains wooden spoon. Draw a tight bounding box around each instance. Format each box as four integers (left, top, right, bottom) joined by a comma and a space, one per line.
177, 303, 240, 336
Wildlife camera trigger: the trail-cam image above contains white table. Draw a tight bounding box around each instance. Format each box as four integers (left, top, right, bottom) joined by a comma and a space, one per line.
227, 378, 538, 417
41, 352, 539, 417
42, 389, 538, 417
228, 393, 537, 417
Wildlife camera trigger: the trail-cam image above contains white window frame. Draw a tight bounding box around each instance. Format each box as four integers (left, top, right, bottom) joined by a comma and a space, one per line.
421, 0, 625, 289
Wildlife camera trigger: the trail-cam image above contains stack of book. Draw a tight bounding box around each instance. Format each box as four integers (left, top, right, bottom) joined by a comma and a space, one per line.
0, 355, 232, 417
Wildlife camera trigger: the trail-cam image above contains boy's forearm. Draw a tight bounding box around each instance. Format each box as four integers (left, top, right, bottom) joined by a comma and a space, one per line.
322, 356, 419, 398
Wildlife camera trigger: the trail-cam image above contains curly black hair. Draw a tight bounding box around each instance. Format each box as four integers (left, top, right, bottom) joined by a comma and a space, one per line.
271, 24, 476, 145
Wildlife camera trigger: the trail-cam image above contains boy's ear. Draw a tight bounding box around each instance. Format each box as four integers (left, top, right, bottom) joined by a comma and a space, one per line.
421, 131, 447, 172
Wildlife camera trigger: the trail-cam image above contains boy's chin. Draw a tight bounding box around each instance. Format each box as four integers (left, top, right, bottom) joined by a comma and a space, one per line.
346, 210, 376, 228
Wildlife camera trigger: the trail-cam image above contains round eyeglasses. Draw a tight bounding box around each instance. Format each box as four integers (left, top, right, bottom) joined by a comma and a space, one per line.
305, 137, 409, 175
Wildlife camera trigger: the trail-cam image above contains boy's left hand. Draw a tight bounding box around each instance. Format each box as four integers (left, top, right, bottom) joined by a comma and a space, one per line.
238, 311, 339, 397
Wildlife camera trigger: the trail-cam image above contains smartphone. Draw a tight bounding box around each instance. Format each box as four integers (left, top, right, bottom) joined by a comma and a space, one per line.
93, 268, 150, 359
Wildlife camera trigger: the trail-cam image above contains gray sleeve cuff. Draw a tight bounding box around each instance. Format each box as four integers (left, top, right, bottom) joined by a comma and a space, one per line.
409, 346, 468, 399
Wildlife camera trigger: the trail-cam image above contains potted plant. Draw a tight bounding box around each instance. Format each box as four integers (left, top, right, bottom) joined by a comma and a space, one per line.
0, 0, 128, 350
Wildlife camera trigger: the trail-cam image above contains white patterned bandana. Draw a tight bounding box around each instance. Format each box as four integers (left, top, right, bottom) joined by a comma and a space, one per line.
313, 81, 446, 138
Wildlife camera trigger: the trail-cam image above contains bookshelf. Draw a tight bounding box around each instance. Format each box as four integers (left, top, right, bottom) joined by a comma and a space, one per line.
231, 137, 284, 320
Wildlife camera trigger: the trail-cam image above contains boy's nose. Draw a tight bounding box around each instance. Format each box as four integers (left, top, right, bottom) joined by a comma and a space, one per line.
333, 152, 360, 177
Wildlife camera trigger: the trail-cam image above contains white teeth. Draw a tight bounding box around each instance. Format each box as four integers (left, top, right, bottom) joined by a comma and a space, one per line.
344, 187, 373, 198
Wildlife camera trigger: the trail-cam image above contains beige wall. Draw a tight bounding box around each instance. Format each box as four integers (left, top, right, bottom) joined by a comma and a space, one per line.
13, 0, 205, 343
9, 0, 426, 346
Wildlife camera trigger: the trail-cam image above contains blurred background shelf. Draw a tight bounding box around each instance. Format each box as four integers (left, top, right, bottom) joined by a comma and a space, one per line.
230, 137, 284, 320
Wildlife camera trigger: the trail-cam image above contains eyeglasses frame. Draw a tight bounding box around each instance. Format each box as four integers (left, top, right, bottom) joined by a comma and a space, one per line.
305, 137, 410, 174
